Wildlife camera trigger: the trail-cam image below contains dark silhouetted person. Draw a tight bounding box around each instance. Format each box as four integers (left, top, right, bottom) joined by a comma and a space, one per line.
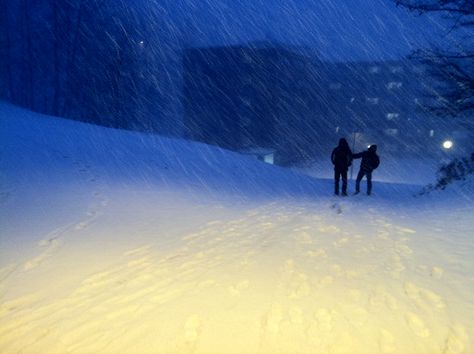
331, 138, 353, 196
353, 145, 380, 195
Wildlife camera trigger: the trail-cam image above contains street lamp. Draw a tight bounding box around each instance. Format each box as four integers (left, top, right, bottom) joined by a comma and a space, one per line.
442, 140, 453, 150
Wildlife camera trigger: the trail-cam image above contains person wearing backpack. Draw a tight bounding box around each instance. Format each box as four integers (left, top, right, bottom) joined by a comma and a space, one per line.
331, 138, 353, 196
353, 144, 380, 195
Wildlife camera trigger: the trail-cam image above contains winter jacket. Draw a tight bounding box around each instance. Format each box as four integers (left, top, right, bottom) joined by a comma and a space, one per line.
353, 149, 380, 172
331, 139, 353, 171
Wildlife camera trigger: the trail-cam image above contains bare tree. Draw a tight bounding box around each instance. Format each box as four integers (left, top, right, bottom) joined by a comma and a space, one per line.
395, 0, 473, 122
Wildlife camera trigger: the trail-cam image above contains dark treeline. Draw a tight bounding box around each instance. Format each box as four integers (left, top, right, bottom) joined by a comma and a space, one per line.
0, 0, 184, 135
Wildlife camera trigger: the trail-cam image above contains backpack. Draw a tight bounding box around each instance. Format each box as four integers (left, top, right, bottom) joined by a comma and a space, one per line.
371, 155, 380, 170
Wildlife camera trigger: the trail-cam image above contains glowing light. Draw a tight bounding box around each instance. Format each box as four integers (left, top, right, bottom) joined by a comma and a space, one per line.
442, 140, 453, 149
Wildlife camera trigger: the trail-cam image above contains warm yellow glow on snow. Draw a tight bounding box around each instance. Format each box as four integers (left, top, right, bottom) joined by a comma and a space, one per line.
1, 204, 472, 354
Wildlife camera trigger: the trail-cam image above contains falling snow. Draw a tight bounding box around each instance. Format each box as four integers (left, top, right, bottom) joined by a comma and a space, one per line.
0, 1, 473, 353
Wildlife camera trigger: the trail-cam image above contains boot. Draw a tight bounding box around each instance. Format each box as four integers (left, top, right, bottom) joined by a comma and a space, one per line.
355, 181, 361, 195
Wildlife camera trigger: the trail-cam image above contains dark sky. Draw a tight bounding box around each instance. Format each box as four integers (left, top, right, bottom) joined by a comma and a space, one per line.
169, 0, 455, 61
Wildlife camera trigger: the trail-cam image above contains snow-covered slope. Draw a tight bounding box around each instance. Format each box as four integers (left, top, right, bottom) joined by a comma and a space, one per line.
1, 103, 473, 354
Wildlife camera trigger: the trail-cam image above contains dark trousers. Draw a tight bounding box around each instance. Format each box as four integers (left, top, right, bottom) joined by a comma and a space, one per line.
334, 168, 348, 195
356, 169, 372, 195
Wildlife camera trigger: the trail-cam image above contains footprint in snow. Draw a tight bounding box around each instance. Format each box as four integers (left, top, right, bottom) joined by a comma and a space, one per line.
330, 203, 342, 214
405, 312, 430, 338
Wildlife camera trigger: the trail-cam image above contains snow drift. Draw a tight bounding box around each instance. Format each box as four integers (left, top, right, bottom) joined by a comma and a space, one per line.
0, 103, 473, 353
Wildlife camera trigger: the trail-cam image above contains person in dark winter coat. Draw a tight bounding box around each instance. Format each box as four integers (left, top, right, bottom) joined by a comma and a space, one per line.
353, 144, 380, 195
331, 138, 353, 196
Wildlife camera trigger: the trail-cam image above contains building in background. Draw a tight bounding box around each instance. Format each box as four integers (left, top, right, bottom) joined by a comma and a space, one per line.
183, 42, 463, 164
183, 42, 322, 164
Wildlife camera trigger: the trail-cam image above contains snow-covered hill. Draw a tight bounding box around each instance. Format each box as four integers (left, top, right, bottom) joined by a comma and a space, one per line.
0, 103, 473, 354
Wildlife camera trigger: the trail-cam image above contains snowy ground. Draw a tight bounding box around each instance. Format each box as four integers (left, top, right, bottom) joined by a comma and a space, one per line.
1, 103, 473, 354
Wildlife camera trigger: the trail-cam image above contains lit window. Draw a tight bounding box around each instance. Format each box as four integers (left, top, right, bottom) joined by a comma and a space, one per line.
386, 113, 399, 120
429, 130, 435, 137
369, 66, 380, 74
386, 82, 402, 89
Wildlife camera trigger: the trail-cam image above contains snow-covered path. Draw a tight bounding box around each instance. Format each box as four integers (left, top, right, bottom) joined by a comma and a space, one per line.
1, 193, 472, 353
1, 104, 473, 353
